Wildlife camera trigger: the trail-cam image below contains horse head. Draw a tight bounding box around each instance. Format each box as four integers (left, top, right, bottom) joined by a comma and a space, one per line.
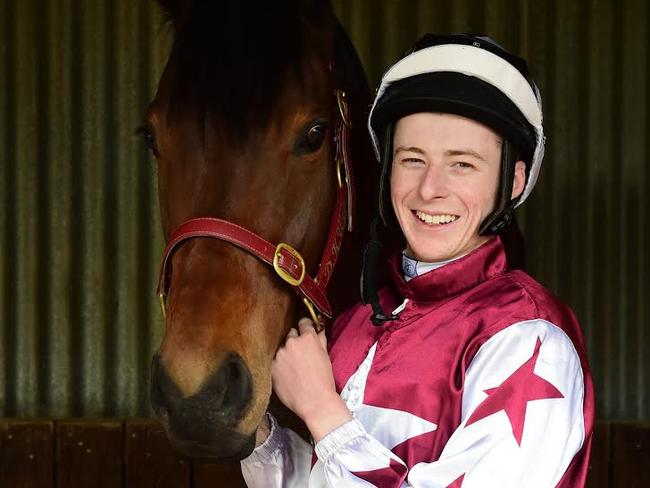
144, 0, 375, 460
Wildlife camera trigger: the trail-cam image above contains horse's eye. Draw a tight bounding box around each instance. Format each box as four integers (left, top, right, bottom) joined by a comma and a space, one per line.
136, 126, 160, 157
296, 122, 328, 155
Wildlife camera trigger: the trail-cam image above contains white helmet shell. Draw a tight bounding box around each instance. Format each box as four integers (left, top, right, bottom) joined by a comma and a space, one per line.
368, 42, 545, 206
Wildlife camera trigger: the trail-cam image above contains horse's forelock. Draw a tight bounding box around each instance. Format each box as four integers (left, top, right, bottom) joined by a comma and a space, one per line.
161, 0, 335, 142
155, 0, 189, 30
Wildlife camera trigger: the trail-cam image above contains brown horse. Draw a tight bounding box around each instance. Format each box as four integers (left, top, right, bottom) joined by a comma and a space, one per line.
142, 0, 376, 466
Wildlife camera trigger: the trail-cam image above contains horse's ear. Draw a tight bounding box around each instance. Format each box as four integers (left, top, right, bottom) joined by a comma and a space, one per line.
296, 0, 335, 27
155, 0, 188, 28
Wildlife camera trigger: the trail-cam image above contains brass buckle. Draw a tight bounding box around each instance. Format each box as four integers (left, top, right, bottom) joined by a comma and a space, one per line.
303, 298, 322, 332
335, 90, 352, 128
273, 243, 306, 286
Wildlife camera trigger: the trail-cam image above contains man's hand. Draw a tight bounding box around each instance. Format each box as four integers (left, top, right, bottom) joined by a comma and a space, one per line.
272, 318, 352, 442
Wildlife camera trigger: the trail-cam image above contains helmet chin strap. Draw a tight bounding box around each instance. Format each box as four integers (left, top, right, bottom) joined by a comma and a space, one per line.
362, 125, 398, 326
360, 217, 398, 326
479, 138, 519, 236
377, 125, 395, 226
361, 135, 522, 327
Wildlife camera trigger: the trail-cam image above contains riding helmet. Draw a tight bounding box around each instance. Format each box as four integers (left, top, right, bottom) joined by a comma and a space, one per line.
368, 33, 545, 234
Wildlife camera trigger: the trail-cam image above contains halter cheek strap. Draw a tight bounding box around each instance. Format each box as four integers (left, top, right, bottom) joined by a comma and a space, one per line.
156, 90, 354, 331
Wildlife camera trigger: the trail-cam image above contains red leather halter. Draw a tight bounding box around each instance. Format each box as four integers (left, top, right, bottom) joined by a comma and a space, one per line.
156, 90, 354, 331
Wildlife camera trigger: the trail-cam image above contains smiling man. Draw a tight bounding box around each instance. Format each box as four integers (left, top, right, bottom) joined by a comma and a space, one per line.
391, 112, 525, 263
242, 34, 594, 488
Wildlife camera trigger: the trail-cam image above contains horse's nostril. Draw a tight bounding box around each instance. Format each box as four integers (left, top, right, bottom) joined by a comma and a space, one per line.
219, 355, 252, 413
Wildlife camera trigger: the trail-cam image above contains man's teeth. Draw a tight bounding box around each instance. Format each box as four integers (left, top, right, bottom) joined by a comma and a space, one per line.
415, 211, 458, 225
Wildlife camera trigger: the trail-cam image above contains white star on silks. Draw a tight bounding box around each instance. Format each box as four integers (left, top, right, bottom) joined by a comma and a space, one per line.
347, 404, 437, 486
336, 343, 437, 483
340, 342, 437, 456
353, 403, 438, 451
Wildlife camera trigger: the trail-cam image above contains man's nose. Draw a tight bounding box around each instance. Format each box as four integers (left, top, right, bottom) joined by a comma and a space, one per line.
417, 164, 449, 201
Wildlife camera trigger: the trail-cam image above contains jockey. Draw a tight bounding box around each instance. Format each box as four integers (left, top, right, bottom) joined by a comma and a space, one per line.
241, 34, 594, 487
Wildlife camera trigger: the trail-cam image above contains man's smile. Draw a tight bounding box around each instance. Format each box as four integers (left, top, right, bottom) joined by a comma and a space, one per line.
413, 210, 459, 226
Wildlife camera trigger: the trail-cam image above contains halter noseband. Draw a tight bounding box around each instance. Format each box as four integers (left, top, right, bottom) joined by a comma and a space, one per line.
156, 90, 354, 331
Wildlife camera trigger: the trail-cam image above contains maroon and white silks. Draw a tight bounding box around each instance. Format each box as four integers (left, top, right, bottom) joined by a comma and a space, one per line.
242, 237, 594, 487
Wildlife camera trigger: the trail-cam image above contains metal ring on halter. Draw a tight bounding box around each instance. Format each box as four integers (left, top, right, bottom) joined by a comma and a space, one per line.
273, 242, 306, 287
336, 158, 344, 188
158, 292, 167, 319
303, 298, 322, 332
335, 90, 352, 128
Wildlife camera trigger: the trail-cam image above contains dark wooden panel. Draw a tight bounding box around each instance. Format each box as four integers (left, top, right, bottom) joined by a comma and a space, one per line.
125, 419, 190, 487
56, 419, 123, 488
192, 462, 246, 488
586, 421, 610, 488
0, 419, 54, 488
3, 418, 650, 487
610, 422, 650, 487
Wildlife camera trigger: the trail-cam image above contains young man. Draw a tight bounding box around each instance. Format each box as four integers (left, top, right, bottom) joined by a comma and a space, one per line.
241, 34, 594, 487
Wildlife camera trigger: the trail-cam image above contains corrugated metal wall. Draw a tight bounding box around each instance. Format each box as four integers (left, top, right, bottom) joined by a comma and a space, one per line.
0, 0, 169, 418
1, 0, 648, 420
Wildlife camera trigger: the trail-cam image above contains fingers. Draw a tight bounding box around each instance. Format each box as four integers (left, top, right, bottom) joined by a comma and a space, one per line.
297, 317, 326, 349
285, 319, 312, 342
298, 317, 315, 335
281, 318, 325, 351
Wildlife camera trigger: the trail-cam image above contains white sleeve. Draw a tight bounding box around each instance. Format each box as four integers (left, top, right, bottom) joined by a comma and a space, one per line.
240, 413, 313, 487
313, 417, 411, 486
313, 320, 587, 488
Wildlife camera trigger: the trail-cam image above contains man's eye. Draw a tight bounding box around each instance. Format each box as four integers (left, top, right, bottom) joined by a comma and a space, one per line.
455, 161, 474, 169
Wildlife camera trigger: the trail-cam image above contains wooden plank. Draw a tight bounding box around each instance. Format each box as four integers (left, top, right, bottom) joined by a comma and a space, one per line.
610, 421, 650, 487
8, 417, 648, 488
125, 419, 190, 487
586, 421, 609, 488
56, 419, 123, 488
0, 419, 54, 488
192, 462, 246, 488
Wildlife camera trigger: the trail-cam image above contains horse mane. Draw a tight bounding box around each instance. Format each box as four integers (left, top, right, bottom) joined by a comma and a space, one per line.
160, 0, 333, 141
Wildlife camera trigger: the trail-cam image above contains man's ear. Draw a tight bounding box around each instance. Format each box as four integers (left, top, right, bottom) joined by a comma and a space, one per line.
511, 160, 527, 200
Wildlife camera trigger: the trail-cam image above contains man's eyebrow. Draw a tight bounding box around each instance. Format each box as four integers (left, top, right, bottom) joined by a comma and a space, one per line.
444, 149, 487, 162
393, 145, 426, 156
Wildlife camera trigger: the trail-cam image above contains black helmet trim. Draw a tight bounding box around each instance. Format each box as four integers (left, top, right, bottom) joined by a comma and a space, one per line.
368, 42, 545, 206
371, 72, 537, 161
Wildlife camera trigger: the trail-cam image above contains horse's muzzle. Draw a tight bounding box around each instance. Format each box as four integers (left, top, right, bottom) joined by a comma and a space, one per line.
150, 352, 255, 459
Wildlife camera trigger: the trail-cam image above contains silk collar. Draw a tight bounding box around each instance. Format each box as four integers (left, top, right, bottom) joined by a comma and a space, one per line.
389, 237, 508, 303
